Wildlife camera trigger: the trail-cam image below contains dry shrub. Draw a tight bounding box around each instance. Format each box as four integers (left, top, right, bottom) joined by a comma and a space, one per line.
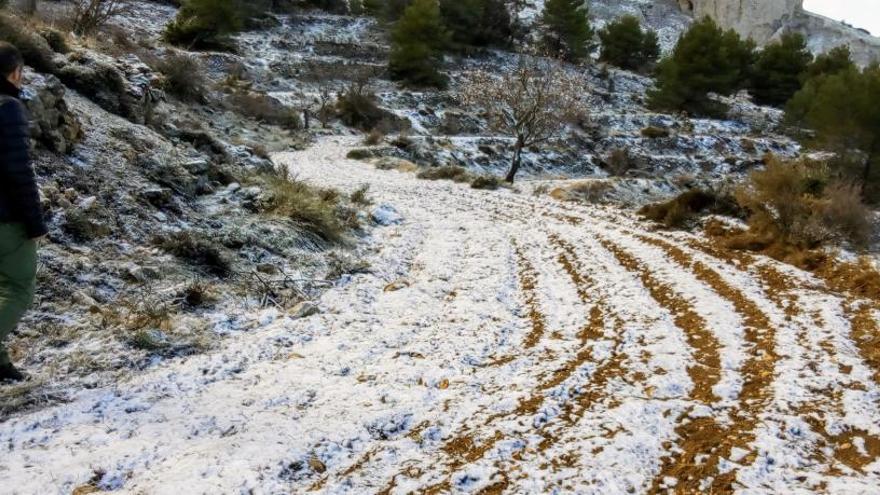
605, 148, 636, 177
640, 189, 742, 229
416, 165, 473, 183
229, 92, 302, 129
363, 128, 384, 146
562, 180, 614, 203
350, 184, 372, 206
153, 52, 207, 102
734, 157, 872, 250
346, 149, 374, 160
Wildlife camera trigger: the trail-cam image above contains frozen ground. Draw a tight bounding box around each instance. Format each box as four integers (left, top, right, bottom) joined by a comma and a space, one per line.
1, 138, 879, 494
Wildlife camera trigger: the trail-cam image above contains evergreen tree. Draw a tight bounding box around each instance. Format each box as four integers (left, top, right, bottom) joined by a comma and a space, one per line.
803, 45, 856, 81
598, 15, 660, 71
541, 0, 594, 62
786, 65, 880, 200
440, 0, 512, 49
648, 17, 755, 117
164, 0, 247, 50
749, 33, 813, 107
388, 0, 450, 88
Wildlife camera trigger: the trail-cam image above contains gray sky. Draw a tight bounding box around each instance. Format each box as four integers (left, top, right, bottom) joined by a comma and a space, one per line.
803, 0, 880, 35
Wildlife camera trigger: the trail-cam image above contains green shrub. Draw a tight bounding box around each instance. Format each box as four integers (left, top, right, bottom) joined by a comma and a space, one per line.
598, 15, 660, 71
336, 85, 398, 131
417, 165, 473, 183
648, 17, 755, 117
350, 184, 372, 205
802, 45, 855, 82
749, 33, 813, 107
388, 0, 449, 88
541, 0, 594, 62
641, 126, 670, 139
163, 0, 246, 51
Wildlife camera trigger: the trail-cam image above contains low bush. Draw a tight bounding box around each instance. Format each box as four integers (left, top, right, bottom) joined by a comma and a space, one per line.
163, 0, 246, 51
336, 86, 389, 132
0, 13, 56, 72
363, 128, 384, 145
734, 157, 873, 250
471, 175, 502, 190
641, 126, 670, 139
417, 165, 473, 183
604, 148, 636, 177
639, 189, 742, 229
346, 148, 374, 160
157, 231, 233, 278
153, 53, 207, 102
229, 92, 302, 129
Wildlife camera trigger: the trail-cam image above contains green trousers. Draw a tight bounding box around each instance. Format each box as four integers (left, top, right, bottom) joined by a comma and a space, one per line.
0, 224, 37, 366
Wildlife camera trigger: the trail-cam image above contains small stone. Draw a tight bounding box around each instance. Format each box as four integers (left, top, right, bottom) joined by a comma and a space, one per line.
371, 204, 403, 226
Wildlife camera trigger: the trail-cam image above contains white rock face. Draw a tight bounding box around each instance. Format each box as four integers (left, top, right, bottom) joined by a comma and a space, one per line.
677, 0, 880, 65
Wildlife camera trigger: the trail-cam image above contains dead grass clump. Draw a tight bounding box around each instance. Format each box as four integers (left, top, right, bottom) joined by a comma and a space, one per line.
350, 184, 372, 206
735, 157, 873, 250
559, 180, 614, 203
157, 231, 233, 278
257, 171, 351, 243
640, 189, 741, 229
417, 165, 473, 183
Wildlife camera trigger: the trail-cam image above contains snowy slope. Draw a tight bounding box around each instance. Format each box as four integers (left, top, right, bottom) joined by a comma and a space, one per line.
2, 138, 879, 494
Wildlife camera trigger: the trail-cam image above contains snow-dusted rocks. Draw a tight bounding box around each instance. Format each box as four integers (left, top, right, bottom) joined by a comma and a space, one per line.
371, 203, 404, 226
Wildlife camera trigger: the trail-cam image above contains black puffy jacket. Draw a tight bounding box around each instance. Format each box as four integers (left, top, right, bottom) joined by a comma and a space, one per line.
0, 79, 47, 239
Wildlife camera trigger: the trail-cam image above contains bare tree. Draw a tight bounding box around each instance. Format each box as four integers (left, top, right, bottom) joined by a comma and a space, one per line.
72, 0, 130, 36
460, 59, 589, 183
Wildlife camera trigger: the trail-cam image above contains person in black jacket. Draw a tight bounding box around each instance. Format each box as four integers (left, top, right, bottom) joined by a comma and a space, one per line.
0, 42, 46, 382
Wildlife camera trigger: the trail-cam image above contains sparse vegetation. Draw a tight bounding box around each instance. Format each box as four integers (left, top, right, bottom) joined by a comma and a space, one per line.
157, 232, 233, 278
470, 175, 502, 190
163, 0, 247, 51
417, 165, 473, 183
641, 126, 670, 139
0, 12, 56, 72
639, 189, 741, 229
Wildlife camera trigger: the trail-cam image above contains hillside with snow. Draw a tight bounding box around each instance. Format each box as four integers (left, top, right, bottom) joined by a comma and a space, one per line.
0, 0, 879, 494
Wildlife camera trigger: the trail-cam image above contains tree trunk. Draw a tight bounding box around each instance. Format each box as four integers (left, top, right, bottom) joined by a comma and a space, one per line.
506, 137, 524, 183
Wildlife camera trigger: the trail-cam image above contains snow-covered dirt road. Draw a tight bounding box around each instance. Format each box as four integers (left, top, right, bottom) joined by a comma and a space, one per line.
2, 137, 880, 494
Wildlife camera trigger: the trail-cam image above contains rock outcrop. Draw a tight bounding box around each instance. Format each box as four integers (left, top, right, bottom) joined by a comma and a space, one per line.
677, 0, 880, 65
22, 72, 83, 154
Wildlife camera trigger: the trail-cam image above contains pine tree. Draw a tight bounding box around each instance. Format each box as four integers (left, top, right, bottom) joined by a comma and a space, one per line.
786, 65, 880, 200
803, 45, 856, 81
749, 33, 813, 107
440, 0, 512, 49
388, 0, 450, 88
648, 17, 755, 117
541, 0, 594, 62
598, 15, 660, 71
